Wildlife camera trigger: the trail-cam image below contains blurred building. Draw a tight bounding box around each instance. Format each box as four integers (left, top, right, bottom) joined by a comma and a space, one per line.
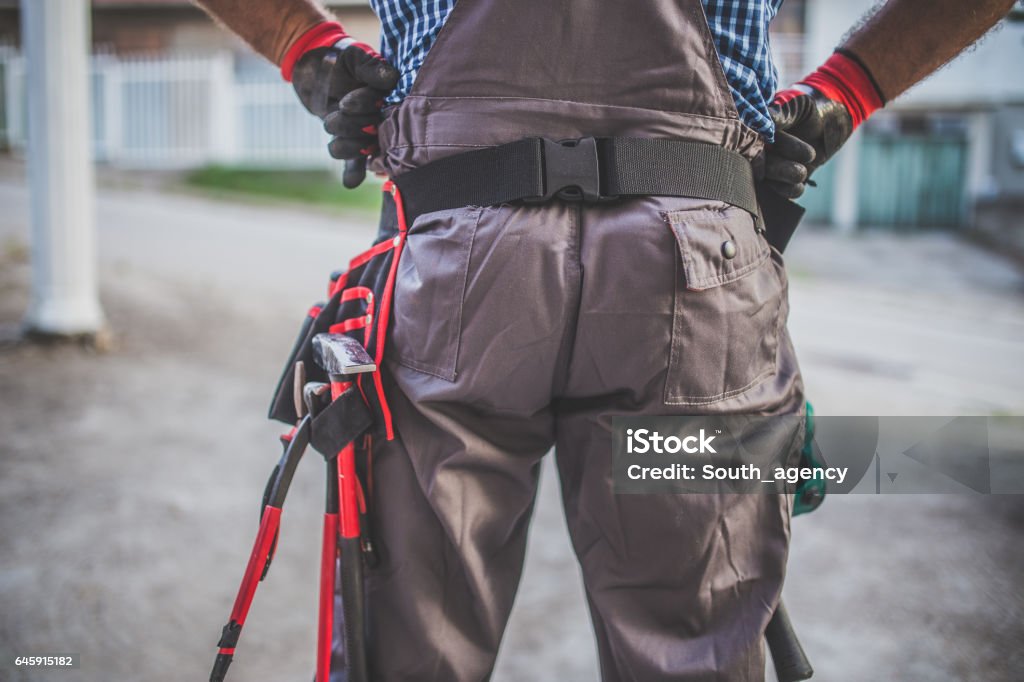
0, 0, 1022, 249
0, 0, 380, 168
791, 0, 1024, 251
0, 1, 380, 52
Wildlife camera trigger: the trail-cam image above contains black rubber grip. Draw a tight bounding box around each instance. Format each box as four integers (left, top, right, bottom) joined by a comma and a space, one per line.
340, 537, 369, 682
216, 620, 242, 649
260, 464, 280, 519
209, 652, 233, 682
766, 601, 814, 681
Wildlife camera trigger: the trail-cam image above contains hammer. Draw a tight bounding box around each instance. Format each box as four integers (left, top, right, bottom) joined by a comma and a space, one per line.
311, 333, 376, 682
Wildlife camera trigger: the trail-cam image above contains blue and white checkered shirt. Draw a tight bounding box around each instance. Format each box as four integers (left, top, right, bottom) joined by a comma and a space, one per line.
368, 0, 786, 139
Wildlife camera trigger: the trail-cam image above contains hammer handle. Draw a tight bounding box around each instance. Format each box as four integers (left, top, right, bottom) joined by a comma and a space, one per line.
766, 601, 814, 681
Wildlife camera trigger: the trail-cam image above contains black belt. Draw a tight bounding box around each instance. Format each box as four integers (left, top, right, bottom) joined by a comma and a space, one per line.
393, 136, 762, 225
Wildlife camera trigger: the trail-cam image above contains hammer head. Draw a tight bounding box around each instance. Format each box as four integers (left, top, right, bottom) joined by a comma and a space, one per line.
312, 333, 377, 377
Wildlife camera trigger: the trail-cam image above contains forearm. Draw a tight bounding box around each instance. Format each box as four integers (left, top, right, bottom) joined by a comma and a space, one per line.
843, 0, 1016, 101
191, 0, 333, 65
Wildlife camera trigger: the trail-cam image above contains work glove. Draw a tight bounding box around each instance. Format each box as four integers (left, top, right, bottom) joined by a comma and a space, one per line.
282, 22, 400, 188
765, 50, 886, 198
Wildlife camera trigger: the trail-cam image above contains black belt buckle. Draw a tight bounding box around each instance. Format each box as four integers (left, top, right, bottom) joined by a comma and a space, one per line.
526, 137, 616, 204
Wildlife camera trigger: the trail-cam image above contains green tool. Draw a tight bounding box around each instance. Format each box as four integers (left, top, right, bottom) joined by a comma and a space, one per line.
794, 402, 826, 517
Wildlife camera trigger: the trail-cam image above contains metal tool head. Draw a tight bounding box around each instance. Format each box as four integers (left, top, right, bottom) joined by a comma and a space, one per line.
303, 381, 330, 418
312, 333, 376, 378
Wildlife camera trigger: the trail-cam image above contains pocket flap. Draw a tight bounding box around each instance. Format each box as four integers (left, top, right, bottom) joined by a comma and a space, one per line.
667, 207, 768, 291
310, 388, 374, 458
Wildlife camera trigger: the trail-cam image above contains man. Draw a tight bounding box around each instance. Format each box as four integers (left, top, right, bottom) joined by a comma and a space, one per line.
195, 1, 1015, 680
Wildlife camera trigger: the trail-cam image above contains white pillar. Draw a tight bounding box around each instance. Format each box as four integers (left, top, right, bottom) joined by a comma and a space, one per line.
831, 134, 861, 233
208, 52, 237, 164
964, 111, 995, 200
22, 0, 104, 336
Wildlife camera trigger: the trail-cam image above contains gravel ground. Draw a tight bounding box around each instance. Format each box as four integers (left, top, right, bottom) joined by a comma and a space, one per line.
0, 168, 1022, 682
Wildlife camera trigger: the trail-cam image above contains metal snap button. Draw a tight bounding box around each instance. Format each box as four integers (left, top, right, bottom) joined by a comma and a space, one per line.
721, 240, 737, 259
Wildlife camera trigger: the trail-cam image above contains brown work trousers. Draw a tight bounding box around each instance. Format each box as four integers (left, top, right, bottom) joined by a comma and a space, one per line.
361, 193, 804, 681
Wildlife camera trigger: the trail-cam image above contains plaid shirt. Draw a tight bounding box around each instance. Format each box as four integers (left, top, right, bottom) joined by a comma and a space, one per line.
369, 0, 785, 139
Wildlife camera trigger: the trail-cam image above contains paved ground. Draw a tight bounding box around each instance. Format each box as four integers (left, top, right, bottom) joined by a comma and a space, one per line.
0, 167, 1022, 681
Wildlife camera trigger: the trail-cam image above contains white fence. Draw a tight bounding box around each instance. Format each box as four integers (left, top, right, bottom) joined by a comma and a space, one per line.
0, 41, 806, 170
0, 48, 334, 169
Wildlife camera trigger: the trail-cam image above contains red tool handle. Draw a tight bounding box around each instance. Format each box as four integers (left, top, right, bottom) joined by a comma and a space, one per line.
338, 442, 362, 539
330, 380, 362, 540
317, 509, 339, 682
325, 379, 370, 682
210, 506, 282, 682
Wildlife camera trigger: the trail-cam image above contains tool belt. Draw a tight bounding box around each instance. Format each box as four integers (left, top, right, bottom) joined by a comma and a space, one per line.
396, 135, 759, 218
266, 203, 407, 444
391, 135, 805, 254
212, 182, 411, 682
266, 135, 802, 450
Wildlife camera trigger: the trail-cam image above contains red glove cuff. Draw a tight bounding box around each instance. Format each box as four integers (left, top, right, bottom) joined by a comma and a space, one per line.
280, 21, 347, 82
782, 51, 885, 129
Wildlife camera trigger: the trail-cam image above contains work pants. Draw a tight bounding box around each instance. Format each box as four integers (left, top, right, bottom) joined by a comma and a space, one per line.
363, 194, 804, 681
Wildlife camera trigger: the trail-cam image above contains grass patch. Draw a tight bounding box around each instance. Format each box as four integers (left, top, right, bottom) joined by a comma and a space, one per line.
3, 236, 29, 264
184, 165, 383, 214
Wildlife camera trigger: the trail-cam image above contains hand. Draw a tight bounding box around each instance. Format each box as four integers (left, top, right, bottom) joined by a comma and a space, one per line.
764, 88, 852, 199
292, 38, 400, 187
763, 50, 884, 199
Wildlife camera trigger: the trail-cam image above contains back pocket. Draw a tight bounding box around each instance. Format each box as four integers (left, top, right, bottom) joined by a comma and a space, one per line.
664, 205, 785, 406
390, 207, 481, 381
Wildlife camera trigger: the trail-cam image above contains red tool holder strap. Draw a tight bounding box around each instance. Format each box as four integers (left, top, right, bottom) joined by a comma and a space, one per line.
267, 183, 410, 449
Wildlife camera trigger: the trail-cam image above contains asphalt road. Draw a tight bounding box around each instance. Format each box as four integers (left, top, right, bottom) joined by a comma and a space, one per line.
0, 171, 1022, 681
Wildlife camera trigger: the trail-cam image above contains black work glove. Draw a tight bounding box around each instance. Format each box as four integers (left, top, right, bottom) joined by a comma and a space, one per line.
292, 39, 400, 188
764, 51, 885, 199
764, 89, 852, 198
